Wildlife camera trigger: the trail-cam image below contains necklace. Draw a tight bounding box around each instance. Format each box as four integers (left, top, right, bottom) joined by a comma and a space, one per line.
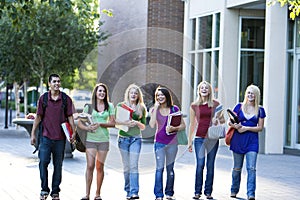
97, 103, 105, 112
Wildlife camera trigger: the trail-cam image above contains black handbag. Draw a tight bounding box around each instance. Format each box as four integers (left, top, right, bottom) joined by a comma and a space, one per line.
75, 104, 93, 152
227, 109, 239, 124
75, 127, 87, 152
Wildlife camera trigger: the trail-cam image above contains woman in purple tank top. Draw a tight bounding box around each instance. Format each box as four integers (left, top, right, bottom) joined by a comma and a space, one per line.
149, 87, 186, 200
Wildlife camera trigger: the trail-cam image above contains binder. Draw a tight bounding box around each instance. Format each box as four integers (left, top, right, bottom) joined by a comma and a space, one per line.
61, 122, 73, 142
115, 104, 134, 132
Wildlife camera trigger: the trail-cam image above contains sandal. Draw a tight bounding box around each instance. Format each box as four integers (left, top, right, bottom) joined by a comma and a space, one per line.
81, 197, 89, 200
40, 191, 48, 200
94, 196, 102, 200
130, 194, 139, 199
230, 193, 237, 198
51, 194, 60, 200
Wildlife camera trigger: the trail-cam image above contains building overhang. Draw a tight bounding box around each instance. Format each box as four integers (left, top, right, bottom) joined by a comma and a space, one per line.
226, 0, 266, 10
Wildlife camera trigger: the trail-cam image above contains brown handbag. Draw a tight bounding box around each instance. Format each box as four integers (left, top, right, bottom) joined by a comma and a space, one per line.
225, 127, 235, 145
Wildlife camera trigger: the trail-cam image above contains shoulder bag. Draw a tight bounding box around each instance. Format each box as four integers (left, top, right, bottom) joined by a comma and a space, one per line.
75, 104, 92, 152
207, 104, 225, 139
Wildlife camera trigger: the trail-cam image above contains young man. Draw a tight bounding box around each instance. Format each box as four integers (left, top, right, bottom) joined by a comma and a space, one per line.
31, 74, 76, 200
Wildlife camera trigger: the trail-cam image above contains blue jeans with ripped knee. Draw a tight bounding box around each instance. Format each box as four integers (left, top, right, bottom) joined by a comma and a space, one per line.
154, 142, 178, 198
231, 151, 257, 198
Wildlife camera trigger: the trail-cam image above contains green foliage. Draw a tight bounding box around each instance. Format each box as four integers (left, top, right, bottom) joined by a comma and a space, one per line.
1, 101, 36, 113
268, 0, 300, 20
0, 0, 110, 91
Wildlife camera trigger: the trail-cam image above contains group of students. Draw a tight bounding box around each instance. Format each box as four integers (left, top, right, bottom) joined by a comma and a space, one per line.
30, 74, 266, 200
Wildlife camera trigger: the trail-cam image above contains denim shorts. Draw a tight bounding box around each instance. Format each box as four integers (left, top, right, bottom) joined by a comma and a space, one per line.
85, 141, 109, 151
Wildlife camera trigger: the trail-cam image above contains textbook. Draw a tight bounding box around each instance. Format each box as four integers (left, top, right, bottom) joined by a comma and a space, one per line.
167, 111, 182, 127
121, 103, 134, 118
115, 104, 134, 132
77, 112, 94, 126
213, 104, 224, 118
61, 122, 73, 142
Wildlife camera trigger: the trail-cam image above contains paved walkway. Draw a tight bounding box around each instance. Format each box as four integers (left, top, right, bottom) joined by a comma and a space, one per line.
0, 108, 299, 199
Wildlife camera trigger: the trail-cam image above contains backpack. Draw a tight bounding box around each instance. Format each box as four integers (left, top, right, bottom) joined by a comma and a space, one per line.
33, 91, 68, 154
75, 104, 93, 152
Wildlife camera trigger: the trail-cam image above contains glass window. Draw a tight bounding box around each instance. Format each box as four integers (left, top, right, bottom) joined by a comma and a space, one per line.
297, 58, 300, 144
241, 19, 265, 49
204, 52, 211, 81
213, 51, 219, 97
192, 18, 196, 50
288, 19, 294, 49
239, 51, 264, 102
198, 15, 212, 49
189, 13, 220, 101
296, 20, 300, 47
286, 53, 293, 146
239, 18, 265, 104
215, 13, 220, 47
197, 52, 203, 82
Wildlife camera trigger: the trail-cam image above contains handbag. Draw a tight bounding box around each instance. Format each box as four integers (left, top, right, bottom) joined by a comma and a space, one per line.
207, 104, 225, 139
75, 104, 92, 152
225, 127, 235, 146
208, 124, 226, 139
177, 129, 188, 145
75, 127, 87, 152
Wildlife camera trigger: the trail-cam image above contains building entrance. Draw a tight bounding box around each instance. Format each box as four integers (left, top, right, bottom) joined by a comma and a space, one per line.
295, 55, 300, 149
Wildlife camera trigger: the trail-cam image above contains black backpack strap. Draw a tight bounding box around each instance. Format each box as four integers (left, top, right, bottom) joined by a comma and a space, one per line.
61, 91, 68, 118
33, 92, 48, 154
42, 92, 48, 117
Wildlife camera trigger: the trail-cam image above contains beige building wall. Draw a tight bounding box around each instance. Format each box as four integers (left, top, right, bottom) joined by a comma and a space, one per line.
263, 3, 287, 154
182, 0, 288, 153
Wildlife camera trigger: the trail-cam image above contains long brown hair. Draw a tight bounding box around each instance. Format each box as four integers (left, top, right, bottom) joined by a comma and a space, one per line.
91, 83, 110, 111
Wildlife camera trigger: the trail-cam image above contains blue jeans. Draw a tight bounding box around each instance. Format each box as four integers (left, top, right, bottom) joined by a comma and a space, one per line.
193, 138, 219, 196
154, 142, 178, 198
38, 136, 65, 196
231, 151, 257, 198
118, 136, 141, 197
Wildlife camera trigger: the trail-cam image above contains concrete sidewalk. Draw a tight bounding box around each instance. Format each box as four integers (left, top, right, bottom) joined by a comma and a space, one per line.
0, 108, 299, 199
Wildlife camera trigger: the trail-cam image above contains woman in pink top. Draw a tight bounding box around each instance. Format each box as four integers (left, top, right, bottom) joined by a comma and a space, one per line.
188, 81, 225, 200
149, 87, 185, 200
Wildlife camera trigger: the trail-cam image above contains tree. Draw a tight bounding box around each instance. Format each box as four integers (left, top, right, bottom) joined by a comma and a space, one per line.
269, 0, 300, 19
0, 0, 112, 27
0, 0, 110, 114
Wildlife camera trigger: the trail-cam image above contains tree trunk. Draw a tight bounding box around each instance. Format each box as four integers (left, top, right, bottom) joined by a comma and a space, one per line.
13, 82, 20, 118
23, 80, 28, 114
39, 76, 44, 97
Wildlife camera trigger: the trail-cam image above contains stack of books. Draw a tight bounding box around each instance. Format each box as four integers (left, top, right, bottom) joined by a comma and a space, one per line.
115, 104, 134, 132
61, 122, 73, 142
166, 111, 182, 134
77, 113, 94, 126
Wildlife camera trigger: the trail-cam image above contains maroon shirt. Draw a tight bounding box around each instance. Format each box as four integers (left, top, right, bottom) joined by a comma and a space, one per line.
37, 92, 74, 140
191, 100, 219, 138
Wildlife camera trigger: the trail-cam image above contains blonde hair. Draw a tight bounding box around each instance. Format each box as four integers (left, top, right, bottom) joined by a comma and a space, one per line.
124, 84, 146, 117
193, 81, 214, 107
242, 84, 261, 115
